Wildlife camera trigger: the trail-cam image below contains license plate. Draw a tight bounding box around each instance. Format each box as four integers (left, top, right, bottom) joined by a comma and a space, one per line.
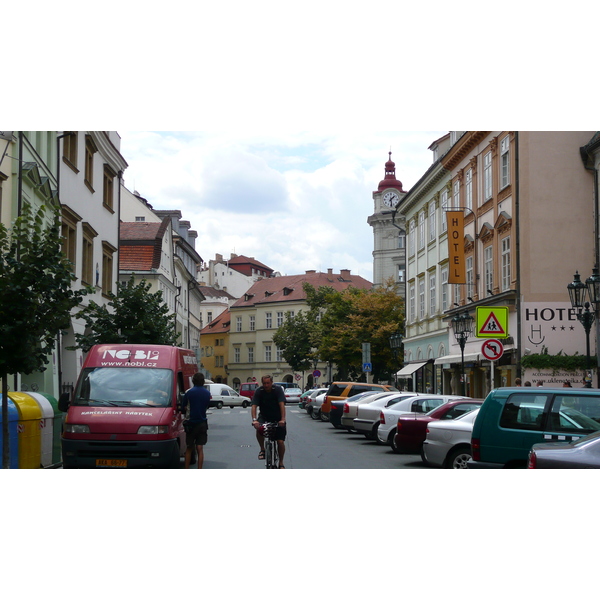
96, 459, 128, 468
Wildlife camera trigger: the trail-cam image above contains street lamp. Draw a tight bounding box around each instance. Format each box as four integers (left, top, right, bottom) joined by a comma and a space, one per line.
389, 332, 403, 388
451, 310, 474, 396
567, 270, 596, 387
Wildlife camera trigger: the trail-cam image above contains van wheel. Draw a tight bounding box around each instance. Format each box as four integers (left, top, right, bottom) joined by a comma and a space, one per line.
446, 446, 471, 469
216, 401, 223, 409
242, 401, 249, 408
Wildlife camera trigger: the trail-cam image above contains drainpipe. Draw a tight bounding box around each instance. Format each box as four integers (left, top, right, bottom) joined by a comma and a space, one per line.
515, 132, 522, 380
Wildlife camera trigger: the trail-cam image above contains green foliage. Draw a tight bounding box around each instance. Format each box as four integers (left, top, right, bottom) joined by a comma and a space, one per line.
521, 346, 596, 374
73, 276, 180, 352
0, 203, 89, 377
272, 310, 318, 372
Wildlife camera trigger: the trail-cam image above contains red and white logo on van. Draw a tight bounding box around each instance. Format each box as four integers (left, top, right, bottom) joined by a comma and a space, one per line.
102, 349, 160, 361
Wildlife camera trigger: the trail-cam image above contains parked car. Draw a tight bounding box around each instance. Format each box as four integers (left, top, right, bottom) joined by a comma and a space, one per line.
377, 395, 445, 447
341, 392, 400, 431
528, 430, 600, 468
321, 381, 398, 419
240, 382, 259, 400
298, 389, 314, 409
469, 387, 600, 468
282, 386, 303, 403
353, 393, 425, 440
393, 398, 483, 454
205, 383, 248, 409
422, 408, 481, 468
304, 388, 328, 414
329, 391, 379, 429
310, 392, 329, 420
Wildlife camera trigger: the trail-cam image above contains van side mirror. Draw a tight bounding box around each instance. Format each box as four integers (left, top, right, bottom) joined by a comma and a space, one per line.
58, 392, 71, 412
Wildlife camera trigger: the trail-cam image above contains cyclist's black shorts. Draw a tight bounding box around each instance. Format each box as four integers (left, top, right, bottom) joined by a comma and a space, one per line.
258, 419, 287, 441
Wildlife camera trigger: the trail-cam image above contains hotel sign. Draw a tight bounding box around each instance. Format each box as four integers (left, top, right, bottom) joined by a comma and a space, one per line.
446, 211, 465, 284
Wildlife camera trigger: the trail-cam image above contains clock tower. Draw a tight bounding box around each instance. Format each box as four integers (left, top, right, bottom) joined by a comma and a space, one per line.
367, 152, 407, 294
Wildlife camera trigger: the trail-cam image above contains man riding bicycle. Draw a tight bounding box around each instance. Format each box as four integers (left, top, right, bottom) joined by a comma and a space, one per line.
251, 374, 287, 468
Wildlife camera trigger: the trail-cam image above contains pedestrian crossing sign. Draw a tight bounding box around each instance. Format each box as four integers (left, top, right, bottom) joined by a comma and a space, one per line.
476, 306, 509, 338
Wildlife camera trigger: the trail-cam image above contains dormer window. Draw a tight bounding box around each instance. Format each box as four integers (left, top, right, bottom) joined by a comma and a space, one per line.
283, 287, 293, 296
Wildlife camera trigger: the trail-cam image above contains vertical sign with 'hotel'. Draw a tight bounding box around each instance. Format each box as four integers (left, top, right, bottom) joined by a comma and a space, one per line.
446, 211, 466, 284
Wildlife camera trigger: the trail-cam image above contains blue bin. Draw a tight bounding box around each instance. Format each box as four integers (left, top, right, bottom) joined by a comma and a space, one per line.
0, 395, 19, 469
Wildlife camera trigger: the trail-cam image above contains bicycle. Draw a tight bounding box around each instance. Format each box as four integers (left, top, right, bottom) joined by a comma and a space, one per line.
260, 422, 279, 469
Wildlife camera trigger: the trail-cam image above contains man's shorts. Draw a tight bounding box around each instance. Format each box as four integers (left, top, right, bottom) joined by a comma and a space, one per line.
258, 419, 287, 441
186, 420, 208, 447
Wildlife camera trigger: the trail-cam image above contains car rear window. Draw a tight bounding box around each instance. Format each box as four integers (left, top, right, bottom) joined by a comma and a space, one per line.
548, 394, 600, 434
327, 384, 347, 396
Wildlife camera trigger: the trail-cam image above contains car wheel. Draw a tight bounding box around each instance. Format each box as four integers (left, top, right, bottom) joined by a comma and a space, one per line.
320, 411, 329, 422
216, 401, 223, 409
420, 446, 429, 466
311, 408, 320, 420
242, 401, 249, 408
446, 446, 471, 469
390, 430, 401, 453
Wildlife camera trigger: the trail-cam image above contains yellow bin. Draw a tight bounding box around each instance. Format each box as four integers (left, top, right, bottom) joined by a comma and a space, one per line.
9, 392, 42, 469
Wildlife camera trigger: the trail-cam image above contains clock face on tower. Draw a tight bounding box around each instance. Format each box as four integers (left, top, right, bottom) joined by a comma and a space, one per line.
383, 191, 399, 208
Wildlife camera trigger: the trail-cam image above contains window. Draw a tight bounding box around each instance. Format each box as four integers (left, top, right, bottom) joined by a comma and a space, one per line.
248, 347, 254, 363
419, 212, 425, 250
454, 283, 461, 306
265, 345, 272, 362
485, 246, 493, 295
265, 312, 272, 329
101, 241, 116, 296
103, 165, 116, 212
466, 256, 474, 299
419, 278, 425, 319
440, 190, 448, 232
84, 135, 97, 192
234, 347, 240, 363
500, 394, 549, 430
61, 207, 79, 274
453, 180, 460, 209
409, 220, 416, 256
465, 169, 473, 210
276, 346, 283, 362
398, 230, 405, 249
429, 203, 436, 241
398, 268, 405, 283
215, 356, 224, 368
62, 131, 77, 169
207, 311, 213, 323
441, 267, 448, 312
409, 284, 415, 322
81, 222, 97, 285
429, 273, 436, 316
277, 311, 284, 327
501, 237, 511, 291
500, 136, 510, 189
249, 315, 255, 331
483, 151, 492, 201
442, 403, 479, 420
549, 395, 600, 433
236, 316, 242, 332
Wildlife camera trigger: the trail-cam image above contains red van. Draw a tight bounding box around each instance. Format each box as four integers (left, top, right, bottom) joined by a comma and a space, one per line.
59, 344, 198, 469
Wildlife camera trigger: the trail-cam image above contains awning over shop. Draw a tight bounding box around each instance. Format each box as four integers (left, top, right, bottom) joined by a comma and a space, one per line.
396, 361, 428, 378
434, 353, 480, 365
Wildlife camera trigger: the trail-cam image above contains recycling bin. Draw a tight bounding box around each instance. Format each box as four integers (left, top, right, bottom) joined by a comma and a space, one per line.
0, 395, 19, 469
39, 393, 63, 466
9, 392, 42, 469
28, 392, 55, 468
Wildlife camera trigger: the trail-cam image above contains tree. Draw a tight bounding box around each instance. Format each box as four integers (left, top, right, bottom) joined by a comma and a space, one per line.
0, 203, 89, 468
272, 310, 319, 372
73, 276, 180, 352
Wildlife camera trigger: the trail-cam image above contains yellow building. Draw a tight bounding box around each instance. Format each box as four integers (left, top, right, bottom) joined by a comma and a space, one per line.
199, 309, 231, 383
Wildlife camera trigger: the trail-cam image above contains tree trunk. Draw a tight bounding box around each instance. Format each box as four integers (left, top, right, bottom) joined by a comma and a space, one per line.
2, 374, 9, 469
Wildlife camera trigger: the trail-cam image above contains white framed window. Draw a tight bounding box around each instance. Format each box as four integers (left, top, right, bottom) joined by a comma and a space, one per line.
276, 311, 284, 327
276, 346, 283, 362
484, 151, 492, 201
236, 316, 242, 332
501, 237, 511, 291
429, 273, 436, 316
398, 230, 405, 249
419, 212, 425, 250
465, 169, 473, 210
453, 180, 460, 209
207, 311, 213, 323
429, 202, 436, 241
466, 256, 474, 299
249, 315, 255, 331
441, 267, 448, 312
398, 268, 405, 283
265, 345, 272, 362
454, 283, 461, 306
485, 246, 493, 294
248, 347, 254, 363
409, 284, 415, 322
440, 190, 448, 232
419, 278, 425, 319
265, 312, 272, 329
234, 347, 240, 363
409, 220, 416, 256
500, 136, 510, 189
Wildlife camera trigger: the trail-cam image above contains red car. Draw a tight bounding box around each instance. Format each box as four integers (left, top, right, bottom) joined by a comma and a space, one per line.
393, 399, 483, 455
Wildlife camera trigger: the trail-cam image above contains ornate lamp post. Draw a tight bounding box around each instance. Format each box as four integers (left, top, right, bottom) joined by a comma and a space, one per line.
568, 270, 597, 387
389, 332, 403, 388
451, 310, 474, 396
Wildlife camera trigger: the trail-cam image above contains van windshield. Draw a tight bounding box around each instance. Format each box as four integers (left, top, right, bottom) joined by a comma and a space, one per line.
73, 367, 174, 407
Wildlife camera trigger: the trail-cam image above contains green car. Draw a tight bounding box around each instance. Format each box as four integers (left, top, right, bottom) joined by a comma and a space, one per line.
469, 387, 600, 468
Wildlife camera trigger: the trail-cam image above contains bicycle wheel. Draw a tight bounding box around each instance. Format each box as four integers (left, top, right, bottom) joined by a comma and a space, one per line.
265, 440, 273, 469
272, 441, 279, 469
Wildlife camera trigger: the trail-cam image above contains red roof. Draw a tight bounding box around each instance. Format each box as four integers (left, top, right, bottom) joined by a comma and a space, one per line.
119, 245, 155, 271
119, 219, 170, 271
200, 309, 231, 335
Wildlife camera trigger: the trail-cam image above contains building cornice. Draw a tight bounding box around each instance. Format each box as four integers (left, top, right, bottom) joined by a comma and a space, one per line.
441, 131, 491, 171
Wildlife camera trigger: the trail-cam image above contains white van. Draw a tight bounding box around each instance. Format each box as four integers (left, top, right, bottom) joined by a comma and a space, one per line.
205, 383, 249, 409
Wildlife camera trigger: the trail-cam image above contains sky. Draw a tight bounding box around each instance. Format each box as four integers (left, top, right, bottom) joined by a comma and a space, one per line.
117, 131, 446, 280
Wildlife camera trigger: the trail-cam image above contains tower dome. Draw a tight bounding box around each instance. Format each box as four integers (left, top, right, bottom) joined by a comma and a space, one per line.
377, 151, 405, 192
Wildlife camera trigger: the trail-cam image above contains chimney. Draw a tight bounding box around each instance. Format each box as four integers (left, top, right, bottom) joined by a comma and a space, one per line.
327, 268, 333, 277
341, 269, 351, 280
305, 270, 316, 274
216, 253, 223, 262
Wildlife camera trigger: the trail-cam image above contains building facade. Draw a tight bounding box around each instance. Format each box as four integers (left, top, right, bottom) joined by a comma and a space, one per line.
199, 308, 231, 383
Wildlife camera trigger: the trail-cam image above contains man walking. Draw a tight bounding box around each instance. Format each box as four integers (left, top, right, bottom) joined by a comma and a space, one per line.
181, 373, 211, 469
251, 375, 287, 468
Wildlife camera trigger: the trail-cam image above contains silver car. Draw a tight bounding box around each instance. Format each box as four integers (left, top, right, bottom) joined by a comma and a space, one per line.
528, 430, 600, 468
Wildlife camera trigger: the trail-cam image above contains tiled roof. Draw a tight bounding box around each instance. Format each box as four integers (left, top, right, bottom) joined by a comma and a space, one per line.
120, 221, 163, 240
227, 254, 273, 272
119, 245, 155, 271
231, 271, 372, 308
200, 309, 231, 334
198, 285, 237, 301
120, 219, 170, 271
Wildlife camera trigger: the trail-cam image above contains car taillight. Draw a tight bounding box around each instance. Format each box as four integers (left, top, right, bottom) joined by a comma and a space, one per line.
396, 419, 402, 430
471, 437, 480, 461
343, 403, 349, 413
380, 411, 385, 424
527, 451, 537, 469
425, 427, 430, 434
